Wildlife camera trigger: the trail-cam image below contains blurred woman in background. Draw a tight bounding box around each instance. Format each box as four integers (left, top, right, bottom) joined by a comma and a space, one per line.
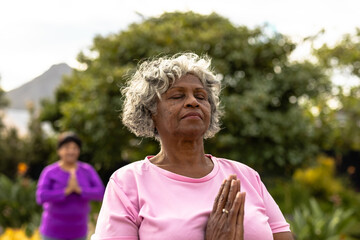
36, 132, 105, 240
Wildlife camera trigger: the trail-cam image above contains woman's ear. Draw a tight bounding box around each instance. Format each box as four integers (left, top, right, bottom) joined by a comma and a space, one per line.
151, 116, 157, 134
151, 111, 157, 125
56, 148, 61, 158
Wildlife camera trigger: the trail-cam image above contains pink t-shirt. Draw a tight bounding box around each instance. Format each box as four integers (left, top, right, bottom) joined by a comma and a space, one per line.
92, 155, 290, 240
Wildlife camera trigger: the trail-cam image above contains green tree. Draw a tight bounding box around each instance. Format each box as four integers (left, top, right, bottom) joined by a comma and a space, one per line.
0, 77, 25, 178
0, 76, 9, 129
314, 29, 360, 153
40, 12, 331, 176
22, 104, 56, 180
315, 28, 360, 78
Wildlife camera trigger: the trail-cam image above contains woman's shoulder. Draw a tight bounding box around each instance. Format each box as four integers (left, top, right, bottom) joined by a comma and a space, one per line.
42, 161, 61, 173
77, 161, 96, 171
112, 159, 148, 174
212, 156, 260, 178
104, 159, 149, 194
212, 156, 263, 189
110, 158, 149, 182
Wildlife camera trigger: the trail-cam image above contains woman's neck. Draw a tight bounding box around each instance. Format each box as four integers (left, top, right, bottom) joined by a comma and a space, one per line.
150, 138, 213, 178
58, 160, 77, 171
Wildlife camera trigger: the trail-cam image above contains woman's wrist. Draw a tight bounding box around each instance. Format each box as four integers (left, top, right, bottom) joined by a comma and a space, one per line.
75, 186, 82, 194
65, 186, 72, 196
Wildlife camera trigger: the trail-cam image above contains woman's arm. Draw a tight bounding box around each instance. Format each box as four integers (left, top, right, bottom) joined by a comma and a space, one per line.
91, 178, 139, 239
274, 232, 294, 240
256, 174, 293, 236
79, 166, 105, 201
36, 170, 66, 204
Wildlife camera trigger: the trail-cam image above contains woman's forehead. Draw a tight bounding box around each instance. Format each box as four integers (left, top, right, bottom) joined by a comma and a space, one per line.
170, 74, 203, 88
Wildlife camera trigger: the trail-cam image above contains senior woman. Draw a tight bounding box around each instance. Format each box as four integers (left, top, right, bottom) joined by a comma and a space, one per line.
92, 53, 293, 240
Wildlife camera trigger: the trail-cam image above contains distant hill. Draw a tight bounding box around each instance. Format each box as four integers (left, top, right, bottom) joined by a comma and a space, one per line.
5, 63, 72, 110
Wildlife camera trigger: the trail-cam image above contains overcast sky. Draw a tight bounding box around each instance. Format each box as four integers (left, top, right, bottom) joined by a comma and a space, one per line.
0, 0, 359, 91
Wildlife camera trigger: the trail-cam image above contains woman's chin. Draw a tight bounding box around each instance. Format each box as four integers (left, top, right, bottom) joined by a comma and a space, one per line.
175, 128, 207, 139
63, 158, 78, 164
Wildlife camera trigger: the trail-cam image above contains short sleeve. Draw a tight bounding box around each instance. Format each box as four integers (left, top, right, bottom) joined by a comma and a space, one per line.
92, 178, 140, 240
260, 180, 291, 233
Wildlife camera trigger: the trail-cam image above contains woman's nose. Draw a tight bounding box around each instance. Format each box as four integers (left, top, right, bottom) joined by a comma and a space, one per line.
185, 95, 199, 108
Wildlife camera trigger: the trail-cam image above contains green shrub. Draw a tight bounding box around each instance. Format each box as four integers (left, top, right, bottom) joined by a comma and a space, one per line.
267, 177, 312, 215
293, 155, 343, 198
269, 155, 360, 215
290, 198, 357, 240
0, 174, 41, 235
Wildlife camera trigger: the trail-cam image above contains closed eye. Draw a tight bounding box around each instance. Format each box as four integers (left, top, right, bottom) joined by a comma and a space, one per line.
195, 94, 206, 100
169, 95, 184, 99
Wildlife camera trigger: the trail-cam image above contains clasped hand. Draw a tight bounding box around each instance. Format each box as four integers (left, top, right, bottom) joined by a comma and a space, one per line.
65, 169, 82, 195
205, 175, 246, 240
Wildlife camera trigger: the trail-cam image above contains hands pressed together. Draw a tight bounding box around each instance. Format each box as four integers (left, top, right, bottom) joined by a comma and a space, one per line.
205, 175, 246, 240
65, 169, 82, 196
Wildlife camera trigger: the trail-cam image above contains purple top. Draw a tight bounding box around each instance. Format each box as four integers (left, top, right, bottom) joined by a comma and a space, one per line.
36, 161, 105, 239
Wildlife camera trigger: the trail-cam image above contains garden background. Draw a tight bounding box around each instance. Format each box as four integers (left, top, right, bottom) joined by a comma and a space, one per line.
1, 11, 360, 240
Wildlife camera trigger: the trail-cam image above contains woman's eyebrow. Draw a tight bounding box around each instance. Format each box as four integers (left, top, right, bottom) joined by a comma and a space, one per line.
168, 86, 206, 90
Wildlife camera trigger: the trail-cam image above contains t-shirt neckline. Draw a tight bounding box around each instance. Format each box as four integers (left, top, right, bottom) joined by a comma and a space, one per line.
145, 154, 219, 183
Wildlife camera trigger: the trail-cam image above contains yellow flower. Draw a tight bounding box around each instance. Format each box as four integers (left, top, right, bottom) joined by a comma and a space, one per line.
30, 230, 40, 240
17, 162, 28, 175
0, 228, 40, 240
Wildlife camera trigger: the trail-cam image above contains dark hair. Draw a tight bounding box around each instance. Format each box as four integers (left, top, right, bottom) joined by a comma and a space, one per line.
57, 132, 82, 150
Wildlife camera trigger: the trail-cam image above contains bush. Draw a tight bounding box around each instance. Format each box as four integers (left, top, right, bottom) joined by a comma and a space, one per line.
0, 174, 41, 236
290, 198, 357, 240
267, 177, 312, 215
270, 155, 360, 213
293, 155, 343, 198
268, 155, 360, 239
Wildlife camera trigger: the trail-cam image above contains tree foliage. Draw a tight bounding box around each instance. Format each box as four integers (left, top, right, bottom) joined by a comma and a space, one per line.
315, 28, 360, 78
40, 12, 332, 176
0, 76, 9, 129
311, 30, 360, 192
314, 29, 360, 153
0, 79, 24, 178
0, 79, 54, 179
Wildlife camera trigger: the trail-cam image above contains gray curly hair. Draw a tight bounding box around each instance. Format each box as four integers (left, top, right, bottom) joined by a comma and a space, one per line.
121, 53, 222, 140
